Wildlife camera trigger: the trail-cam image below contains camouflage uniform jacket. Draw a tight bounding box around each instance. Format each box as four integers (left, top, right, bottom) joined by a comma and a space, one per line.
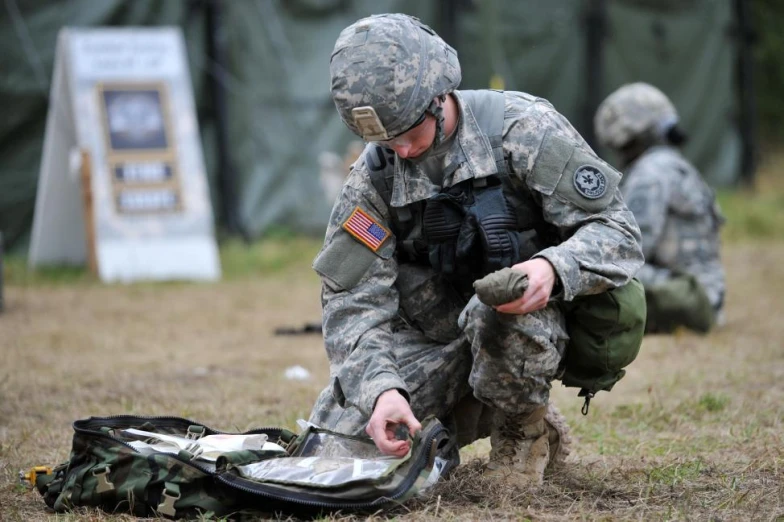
621, 145, 726, 308
313, 90, 643, 417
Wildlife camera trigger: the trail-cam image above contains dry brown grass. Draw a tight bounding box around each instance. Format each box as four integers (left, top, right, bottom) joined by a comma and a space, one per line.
1, 238, 783, 521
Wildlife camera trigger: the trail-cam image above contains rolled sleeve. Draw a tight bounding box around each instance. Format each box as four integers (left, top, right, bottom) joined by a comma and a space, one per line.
534, 246, 582, 301
354, 371, 410, 415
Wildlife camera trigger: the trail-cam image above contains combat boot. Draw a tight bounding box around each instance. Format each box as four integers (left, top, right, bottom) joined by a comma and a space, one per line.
485, 405, 550, 486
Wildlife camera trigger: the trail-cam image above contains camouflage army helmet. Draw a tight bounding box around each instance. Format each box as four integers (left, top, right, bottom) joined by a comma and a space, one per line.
594, 82, 679, 150
330, 13, 461, 142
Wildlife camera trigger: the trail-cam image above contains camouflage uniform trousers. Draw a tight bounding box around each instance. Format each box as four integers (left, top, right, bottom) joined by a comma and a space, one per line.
309, 296, 568, 448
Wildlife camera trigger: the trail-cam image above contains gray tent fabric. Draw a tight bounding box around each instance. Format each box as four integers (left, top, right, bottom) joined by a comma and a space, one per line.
457, 0, 586, 121
218, 0, 436, 238
456, 0, 740, 186
601, 0, 740, 186
0, 0, 746, 254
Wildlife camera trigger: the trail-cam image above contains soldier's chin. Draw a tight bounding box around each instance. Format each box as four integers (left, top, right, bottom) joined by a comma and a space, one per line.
408, 143, 435, 163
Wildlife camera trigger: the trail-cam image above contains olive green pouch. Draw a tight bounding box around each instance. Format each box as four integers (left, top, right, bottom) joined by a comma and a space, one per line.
560, 279, 647, 410
644, 273, 714, 334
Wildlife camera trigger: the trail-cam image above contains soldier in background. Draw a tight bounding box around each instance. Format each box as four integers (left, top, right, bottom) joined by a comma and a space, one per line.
594, 82, 726, 333
308, 14, 643, 486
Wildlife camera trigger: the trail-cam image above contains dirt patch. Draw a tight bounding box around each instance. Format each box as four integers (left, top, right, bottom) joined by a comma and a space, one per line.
1, 243, 783, 520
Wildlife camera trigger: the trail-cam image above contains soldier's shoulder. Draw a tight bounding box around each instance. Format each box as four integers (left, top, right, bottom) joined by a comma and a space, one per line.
501, 92, 576, 146
343, 144, 394, 188
503, 89, 545, 105
633, 146, 697, 180
503, 90, 554, 116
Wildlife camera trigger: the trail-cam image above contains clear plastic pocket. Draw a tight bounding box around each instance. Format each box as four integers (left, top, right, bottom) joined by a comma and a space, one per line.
235, 431, 406, 488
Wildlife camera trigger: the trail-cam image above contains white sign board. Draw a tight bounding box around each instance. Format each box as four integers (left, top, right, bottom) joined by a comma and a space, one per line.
29, 27, 221, 282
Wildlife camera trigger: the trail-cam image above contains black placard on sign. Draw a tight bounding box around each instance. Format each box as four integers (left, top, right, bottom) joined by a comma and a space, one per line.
101, 88, 169, 152
113, 162, 173, 183
116, 189, 180, 213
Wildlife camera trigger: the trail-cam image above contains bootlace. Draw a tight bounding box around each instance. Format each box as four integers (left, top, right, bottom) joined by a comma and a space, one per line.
495, 416, 526, 459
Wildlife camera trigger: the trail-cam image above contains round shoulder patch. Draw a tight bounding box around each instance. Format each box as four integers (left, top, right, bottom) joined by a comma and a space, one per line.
573, 165, 607, 199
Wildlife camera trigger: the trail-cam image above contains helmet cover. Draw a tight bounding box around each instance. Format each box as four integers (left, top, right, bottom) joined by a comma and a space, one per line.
594, 82, 679, 149
330, 13, 461, 140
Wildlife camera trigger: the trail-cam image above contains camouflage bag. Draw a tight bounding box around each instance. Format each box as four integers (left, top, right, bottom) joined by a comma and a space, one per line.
31, 415, 451, 519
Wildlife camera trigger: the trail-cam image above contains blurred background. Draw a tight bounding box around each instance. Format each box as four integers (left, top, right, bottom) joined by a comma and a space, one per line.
0, 0, 781, 255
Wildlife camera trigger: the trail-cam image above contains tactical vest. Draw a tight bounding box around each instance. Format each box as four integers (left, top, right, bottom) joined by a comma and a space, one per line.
368, 90, 646, 412
367, 90, 556, 292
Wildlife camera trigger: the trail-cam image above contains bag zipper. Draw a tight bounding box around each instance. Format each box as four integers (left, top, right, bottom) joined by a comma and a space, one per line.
73, 415, 287, 477
75, 415, 285, 439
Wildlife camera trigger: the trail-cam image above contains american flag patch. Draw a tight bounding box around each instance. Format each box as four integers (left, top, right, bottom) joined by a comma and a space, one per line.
342, 207, 390, 252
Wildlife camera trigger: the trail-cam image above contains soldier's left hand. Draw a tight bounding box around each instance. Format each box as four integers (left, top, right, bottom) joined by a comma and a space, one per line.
494, 258, 557, 315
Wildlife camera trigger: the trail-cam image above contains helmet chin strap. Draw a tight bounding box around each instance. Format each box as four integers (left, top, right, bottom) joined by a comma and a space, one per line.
426, 95, 447, 149
408, 95, 450, 164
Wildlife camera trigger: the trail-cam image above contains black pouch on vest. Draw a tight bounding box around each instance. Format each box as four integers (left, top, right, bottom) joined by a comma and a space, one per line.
423, 189, 468, 275
456, 177, 526, 275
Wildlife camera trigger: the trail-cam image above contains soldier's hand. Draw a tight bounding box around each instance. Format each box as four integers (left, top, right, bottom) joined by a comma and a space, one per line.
366, 389, 422, 457
494, 258, 557, 315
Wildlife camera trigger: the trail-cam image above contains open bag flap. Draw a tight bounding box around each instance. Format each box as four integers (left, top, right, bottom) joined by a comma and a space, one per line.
217, 416, 453, 507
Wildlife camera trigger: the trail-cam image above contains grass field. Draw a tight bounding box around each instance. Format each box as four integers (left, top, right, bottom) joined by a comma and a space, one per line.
1, 161, 783, 521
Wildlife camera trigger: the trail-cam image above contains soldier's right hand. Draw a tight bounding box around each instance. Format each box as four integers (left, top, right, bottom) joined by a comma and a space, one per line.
366, 389, 422, 457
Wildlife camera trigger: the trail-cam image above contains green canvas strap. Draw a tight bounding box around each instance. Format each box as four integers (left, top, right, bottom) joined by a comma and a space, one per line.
54, 460, 92, 510
156, 480, 227, 518
276, 428, 298, 452
186, 425, 206, 440
91, 465, 115, 494
459, 89, 508, 176
157, 482, 181, 518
